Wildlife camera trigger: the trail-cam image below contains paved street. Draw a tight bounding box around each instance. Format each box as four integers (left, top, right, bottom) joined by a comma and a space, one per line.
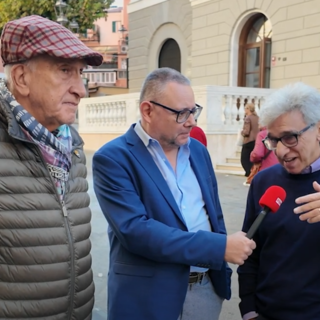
86, 151, 250, 320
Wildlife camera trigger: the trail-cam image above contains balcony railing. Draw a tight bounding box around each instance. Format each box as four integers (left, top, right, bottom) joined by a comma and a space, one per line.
82, 69, 128, 86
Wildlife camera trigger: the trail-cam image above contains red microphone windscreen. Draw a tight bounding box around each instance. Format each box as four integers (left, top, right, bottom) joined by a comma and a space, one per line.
259, 186, 286, 213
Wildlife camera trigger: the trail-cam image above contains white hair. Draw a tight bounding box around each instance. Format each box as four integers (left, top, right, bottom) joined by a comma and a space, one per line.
260, 82, 320, 127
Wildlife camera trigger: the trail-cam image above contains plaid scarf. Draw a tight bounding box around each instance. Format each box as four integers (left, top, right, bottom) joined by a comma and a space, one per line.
0, 79, 72, 202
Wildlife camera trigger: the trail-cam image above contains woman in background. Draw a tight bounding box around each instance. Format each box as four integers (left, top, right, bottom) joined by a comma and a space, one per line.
244, 126, 279, 186
250, 126, 278, 170
240, 103, 259, 178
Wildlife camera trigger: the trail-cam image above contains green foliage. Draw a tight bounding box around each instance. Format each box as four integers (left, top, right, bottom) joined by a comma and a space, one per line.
0, 0, 114, 32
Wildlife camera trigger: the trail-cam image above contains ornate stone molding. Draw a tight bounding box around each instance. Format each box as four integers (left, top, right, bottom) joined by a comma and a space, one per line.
128, 0, 168, 14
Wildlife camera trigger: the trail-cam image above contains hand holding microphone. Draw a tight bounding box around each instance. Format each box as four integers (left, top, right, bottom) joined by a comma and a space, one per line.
225, 185, 286, 265
246, 185, 286, 239
225, 231, 256, 265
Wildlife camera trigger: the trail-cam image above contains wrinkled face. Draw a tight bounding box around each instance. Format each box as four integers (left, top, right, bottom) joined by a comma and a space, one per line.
24, 56, 86, 132
148, 82, 197, 151
267, 110, 320, 174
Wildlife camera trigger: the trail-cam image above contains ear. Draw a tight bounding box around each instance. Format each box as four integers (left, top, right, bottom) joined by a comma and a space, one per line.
10, 64, 30, 97
316, 121, 320, 141
140, 101, 153, 124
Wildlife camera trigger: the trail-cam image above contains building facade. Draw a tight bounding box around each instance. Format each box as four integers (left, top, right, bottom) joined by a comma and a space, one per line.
79, 0, 320, 172
128, 0, 320, 92
81, 0, 130, 95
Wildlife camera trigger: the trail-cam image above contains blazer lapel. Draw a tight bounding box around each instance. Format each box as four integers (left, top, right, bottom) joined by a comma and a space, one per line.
190, 153, 219, 232
126, 126, 187, 228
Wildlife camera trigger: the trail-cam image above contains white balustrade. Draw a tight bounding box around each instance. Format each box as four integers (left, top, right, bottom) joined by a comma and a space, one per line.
79, 85, 274, 134
78, 85, 275, 165
79, 93, 140, 134
191, 86, 274, 133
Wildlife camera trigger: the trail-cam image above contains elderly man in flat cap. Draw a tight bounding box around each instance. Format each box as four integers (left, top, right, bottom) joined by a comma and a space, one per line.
0, 15, 103, 319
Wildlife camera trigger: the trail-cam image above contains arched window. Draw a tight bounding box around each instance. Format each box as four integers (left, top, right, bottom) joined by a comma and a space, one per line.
238, 14, 272, 88
158, 39, 181, 72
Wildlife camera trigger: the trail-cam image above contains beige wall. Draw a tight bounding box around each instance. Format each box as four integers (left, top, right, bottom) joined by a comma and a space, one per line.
90, 86, 129, 96
128, 0, 192, 92
82, 133, 120, 151
128, 0, 320, 91
269, 0, 320, 88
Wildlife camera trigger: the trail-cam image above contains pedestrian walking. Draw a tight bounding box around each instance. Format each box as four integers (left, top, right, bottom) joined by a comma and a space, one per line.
240, 103, 259, 180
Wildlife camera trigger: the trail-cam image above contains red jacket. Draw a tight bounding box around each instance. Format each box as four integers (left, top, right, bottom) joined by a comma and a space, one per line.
190, 126, 207, 146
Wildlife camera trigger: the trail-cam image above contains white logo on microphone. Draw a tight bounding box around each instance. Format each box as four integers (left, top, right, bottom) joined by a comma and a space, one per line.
276, 197, 282, 206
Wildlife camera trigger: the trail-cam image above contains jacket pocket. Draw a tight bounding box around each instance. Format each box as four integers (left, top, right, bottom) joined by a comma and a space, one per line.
113, 262, 155, 277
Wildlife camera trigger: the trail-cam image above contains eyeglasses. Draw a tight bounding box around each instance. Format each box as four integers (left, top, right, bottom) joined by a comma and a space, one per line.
149, 100, 203, 123
262, 123, 315, 150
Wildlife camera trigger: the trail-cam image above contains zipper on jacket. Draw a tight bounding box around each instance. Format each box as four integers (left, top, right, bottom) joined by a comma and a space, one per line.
26, 142, 76, 319
9, 133, 83, 318
64, 211, 75, 320
61, 201, 68, 216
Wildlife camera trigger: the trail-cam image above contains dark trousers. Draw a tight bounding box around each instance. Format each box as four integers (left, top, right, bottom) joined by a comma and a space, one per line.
241, 140, 255, 177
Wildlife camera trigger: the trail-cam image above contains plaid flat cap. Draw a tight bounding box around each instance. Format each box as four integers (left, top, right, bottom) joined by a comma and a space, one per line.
0, 15, 103, 66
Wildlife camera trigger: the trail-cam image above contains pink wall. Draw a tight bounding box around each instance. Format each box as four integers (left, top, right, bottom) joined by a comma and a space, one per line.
122, 0, 129, 30
94, 7, 126, 46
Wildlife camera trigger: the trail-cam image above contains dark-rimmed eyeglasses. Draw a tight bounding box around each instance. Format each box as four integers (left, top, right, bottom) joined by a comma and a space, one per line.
262, 123, 315, 150
149, 100, 203, 124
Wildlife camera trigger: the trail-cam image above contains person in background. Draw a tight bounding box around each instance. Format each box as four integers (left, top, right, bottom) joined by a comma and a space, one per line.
93, 67, 255, 320
238, 82, 320, 320
240, 103, 259, 178
190, 121, 207, 146
243, 126, 279, 186
250, 126, 278, 171
0, 15, 102, 319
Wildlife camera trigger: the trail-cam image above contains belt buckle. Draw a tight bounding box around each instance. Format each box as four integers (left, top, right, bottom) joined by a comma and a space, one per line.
189, 272, 205, 284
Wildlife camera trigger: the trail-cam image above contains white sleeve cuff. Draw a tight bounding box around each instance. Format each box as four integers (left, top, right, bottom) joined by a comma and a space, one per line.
243, 311, 259, 320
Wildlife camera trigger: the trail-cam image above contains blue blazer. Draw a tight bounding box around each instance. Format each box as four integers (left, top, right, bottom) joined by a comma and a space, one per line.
93, 125, 232, 320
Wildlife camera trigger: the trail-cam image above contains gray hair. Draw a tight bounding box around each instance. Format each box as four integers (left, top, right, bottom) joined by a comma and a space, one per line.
4, 58, 37, 91
139, 67, 190, 104
260, 82, 320, 127
3, 64, 11, 85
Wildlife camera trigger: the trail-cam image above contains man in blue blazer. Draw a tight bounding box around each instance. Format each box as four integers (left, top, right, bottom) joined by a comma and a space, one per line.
93, 67, 255, 320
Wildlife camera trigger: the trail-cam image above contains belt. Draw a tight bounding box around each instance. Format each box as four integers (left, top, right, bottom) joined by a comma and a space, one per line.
188, 272, 207, 284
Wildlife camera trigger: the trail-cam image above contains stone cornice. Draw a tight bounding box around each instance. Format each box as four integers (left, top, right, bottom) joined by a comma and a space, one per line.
128, 0, 168, 14
189, 0, 211, 6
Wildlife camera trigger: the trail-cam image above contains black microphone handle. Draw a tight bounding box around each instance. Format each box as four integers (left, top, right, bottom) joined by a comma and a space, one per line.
245, 207, 271, 239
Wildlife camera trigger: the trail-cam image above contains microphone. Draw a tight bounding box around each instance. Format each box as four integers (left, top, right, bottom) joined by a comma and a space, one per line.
246, 186, 286, 239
